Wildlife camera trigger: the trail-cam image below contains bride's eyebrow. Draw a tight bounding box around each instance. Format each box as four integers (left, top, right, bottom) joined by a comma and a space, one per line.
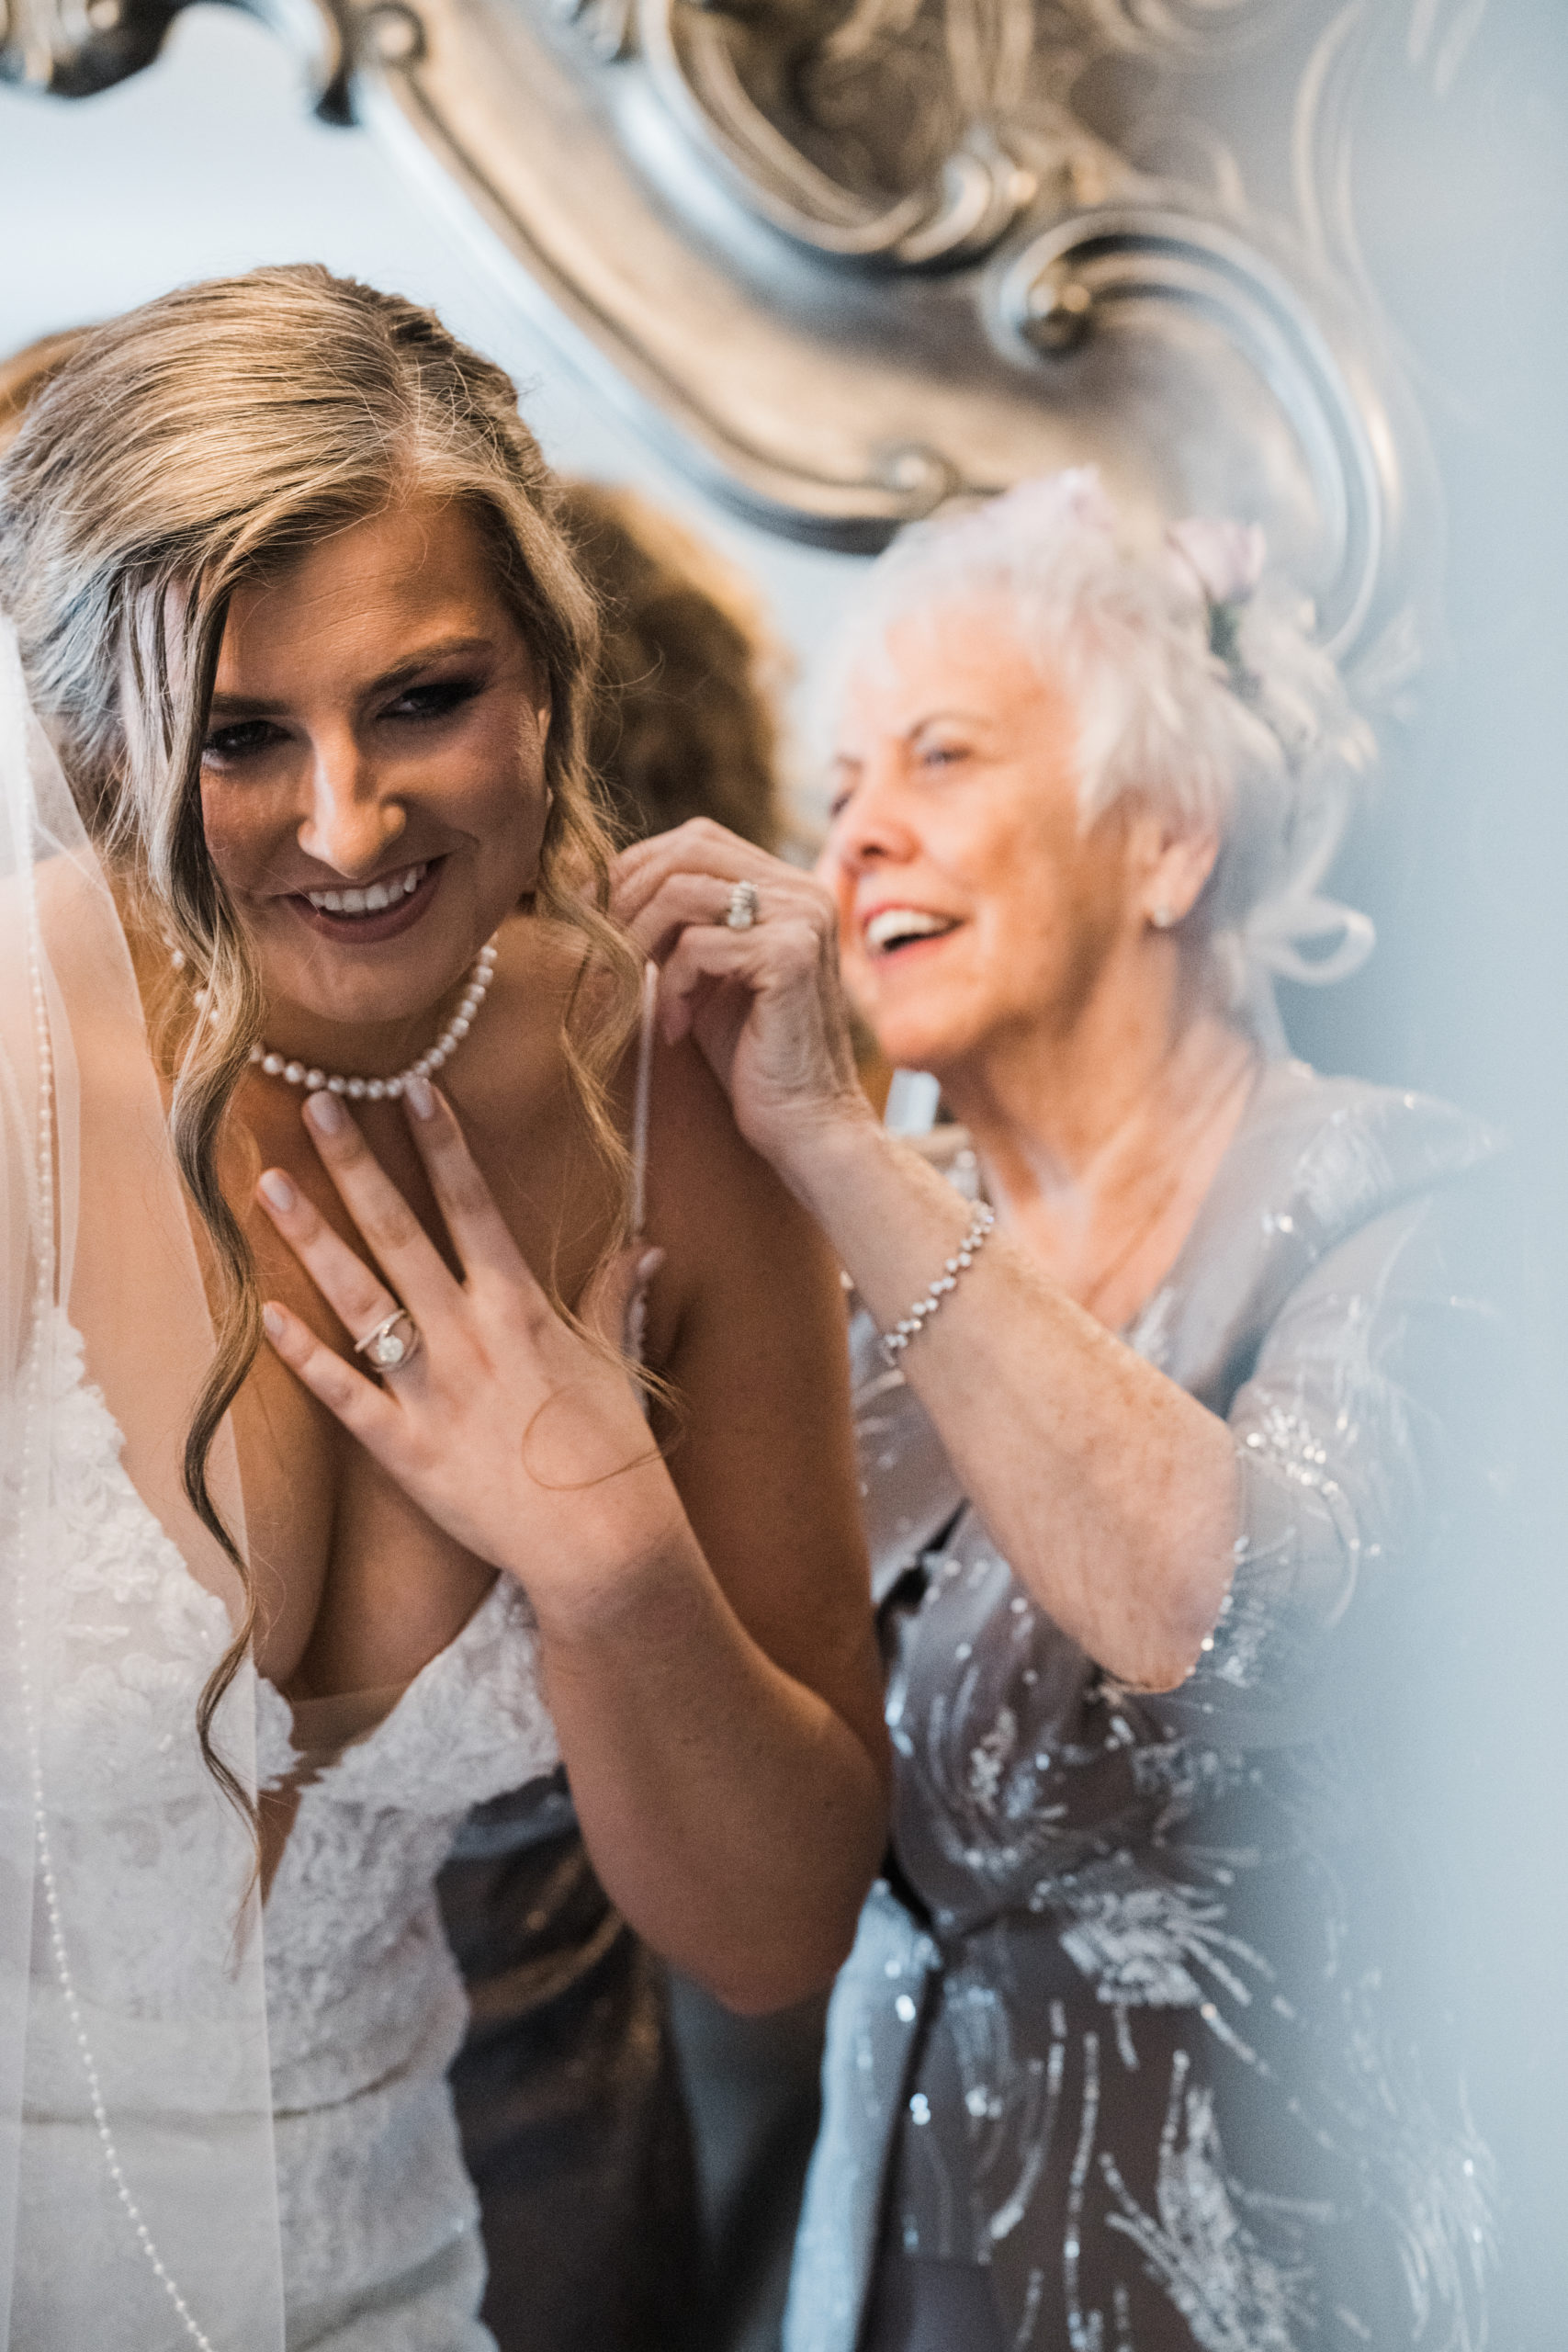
367, 635, 499, 695
208, 635, 500, 717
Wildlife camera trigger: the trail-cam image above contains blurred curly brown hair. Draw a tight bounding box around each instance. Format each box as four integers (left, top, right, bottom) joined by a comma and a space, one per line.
559, 481, 785, 852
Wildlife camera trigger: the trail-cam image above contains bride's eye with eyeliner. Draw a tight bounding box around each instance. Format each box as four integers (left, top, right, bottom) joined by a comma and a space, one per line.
385, 678, 483, 723
203, 718, 283, 763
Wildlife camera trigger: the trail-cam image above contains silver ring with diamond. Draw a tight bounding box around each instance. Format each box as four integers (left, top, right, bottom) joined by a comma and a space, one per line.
354, 1307, 423, 1375
725, 879, 761, 931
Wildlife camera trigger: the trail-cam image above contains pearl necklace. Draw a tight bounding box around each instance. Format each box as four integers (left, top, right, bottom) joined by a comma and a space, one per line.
175, 936, 500, 1102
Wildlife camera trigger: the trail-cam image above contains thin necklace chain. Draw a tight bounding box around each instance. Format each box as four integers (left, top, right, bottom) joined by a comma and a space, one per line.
1078, 1049, 1260, 1323
1078, 1159, 1190, 1324
174, 935, 500, 1102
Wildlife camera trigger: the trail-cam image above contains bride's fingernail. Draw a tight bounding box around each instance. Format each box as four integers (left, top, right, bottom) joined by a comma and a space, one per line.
262, 1303, 285, 1342
404, 1074, 435, 1121
636, 1248, 665, 1286
258, 1170, 295, 1213
305, 1091, 344, 1135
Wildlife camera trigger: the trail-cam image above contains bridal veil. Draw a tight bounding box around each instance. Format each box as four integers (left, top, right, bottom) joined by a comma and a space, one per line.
0, 616, 286, 2346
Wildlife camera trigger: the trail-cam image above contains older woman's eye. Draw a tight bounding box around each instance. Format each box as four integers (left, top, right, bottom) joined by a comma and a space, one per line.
826, 763, 860, 820
202, 718, 284, 764
919, 740, 969, 770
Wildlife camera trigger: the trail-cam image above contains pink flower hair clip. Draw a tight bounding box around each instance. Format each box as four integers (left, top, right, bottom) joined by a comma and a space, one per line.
1166, 516, 1267, 694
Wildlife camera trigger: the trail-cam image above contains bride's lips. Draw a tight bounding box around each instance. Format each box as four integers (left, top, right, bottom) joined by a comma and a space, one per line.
286, 857, 444, 945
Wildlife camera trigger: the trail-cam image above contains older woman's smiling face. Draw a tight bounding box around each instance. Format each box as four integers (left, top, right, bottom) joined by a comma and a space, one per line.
822, 596, 1146, 1081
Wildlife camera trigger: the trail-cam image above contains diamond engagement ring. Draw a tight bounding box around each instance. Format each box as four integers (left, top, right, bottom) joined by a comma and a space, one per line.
725, 879, 761, 930
354, 1307, 423, 1374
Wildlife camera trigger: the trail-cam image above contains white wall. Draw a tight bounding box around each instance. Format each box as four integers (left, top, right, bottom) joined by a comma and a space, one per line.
0, 3, 864, 742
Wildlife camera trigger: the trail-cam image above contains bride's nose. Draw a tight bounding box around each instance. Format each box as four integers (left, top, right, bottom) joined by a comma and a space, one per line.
296, 729, 406, 876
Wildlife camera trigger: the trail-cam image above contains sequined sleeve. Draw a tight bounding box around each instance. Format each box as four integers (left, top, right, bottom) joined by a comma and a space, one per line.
882, 1179, 1497, 1934
1167, 1185, 1495, 1736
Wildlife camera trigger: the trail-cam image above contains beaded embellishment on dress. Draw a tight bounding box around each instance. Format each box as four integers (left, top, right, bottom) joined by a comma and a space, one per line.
22, 1317, 562, 2349
787, 1066, 1499, 2352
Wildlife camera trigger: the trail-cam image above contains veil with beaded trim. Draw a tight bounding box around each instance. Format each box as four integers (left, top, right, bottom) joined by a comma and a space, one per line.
0, 615, 286, 2348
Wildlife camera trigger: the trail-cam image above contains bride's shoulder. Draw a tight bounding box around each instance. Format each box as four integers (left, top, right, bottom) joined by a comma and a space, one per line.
473, 909, 769, 1210
488, 910, 634, 1042
639, 1024, 819, 1291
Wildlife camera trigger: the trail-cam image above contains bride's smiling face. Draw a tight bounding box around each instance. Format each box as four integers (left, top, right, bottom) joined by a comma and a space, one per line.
198, 494, 553, 1041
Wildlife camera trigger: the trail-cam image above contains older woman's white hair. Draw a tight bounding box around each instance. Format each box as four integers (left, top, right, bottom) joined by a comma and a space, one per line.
820, 467, 1376, 1043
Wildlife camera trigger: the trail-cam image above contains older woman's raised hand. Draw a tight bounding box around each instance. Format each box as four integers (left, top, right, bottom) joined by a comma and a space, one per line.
612, 819, 870, 1175
617, 817, 1242, 1702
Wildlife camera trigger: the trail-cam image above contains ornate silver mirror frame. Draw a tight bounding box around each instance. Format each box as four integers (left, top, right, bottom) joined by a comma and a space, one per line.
4, 0, 1487, 676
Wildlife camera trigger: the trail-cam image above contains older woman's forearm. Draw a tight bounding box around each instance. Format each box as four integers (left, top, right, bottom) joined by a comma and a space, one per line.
536, 1529, 888, 2013
783, 1108, 1239, 1689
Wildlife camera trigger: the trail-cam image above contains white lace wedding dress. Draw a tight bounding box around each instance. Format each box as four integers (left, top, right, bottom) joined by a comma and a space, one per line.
24, 1317, 562, 2349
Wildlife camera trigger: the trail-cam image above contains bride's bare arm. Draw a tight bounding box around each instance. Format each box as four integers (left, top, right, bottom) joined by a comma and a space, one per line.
257, 1077, 887, 2014
565, 1030, 888, 1999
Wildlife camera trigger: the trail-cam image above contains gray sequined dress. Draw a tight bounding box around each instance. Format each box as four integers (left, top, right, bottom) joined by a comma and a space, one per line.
785, 1062, 1498, 2352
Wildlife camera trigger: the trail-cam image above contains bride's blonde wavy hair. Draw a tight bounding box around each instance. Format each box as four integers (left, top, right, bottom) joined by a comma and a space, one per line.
0, 266, 641, 1818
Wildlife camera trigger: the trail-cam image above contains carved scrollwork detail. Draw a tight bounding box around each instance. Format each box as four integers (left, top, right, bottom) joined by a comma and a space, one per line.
637, 0, 1067, 266
1, 0, 352, 110
555, 0, 636, 63
613, 0, 1300, 273
8, 0, 1496, 629
1055, 0, 1283, 58
991, 203, 1388, 654
0, 0, 182, 96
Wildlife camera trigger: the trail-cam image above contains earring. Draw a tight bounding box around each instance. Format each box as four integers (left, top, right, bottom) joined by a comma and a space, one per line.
1150, 903, 1177, 931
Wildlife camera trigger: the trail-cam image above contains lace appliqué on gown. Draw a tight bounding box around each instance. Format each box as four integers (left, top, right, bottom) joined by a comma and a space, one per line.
23, 1319, 563, 2350
21, 1322, 248, 2064
262, 1575, 561, 2342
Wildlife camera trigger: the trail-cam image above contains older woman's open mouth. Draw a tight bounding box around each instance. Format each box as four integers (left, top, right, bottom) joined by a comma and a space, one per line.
863, 906, 964, 959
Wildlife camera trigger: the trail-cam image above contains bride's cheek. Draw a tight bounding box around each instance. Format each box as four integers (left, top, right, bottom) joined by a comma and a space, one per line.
197, 784, 248, 883
467, 754, 550, 895
200, 780, 290, 903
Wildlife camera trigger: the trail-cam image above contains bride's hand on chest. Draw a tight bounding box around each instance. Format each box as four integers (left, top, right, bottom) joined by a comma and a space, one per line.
241, 1072, 676, 1680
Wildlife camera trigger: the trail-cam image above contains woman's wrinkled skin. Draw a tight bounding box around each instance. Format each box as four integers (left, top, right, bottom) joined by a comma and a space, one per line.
614, 596, 1247, 1694
613, 558, 1494, 2352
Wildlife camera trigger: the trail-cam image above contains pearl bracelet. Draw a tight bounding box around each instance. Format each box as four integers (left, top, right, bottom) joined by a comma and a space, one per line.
880, 1201, 995, 1365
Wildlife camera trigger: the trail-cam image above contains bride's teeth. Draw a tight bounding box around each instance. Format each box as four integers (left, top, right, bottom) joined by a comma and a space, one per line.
307, 864, 426, 916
